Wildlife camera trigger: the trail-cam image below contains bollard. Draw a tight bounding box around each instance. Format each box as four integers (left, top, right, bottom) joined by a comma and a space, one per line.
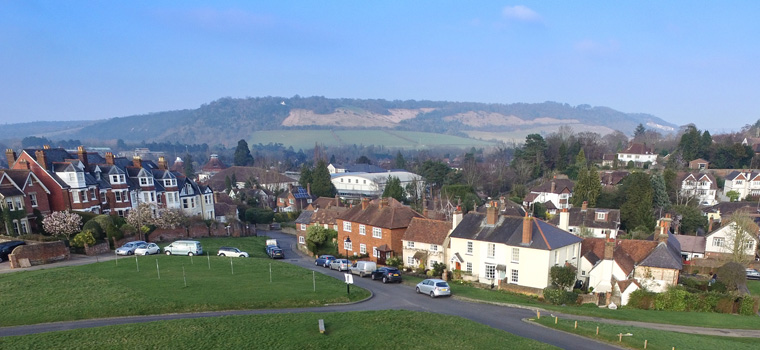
313, 271, 316, 292
207, 252, 210, 269
537, 310, 540, 319
596, 326, 599, 335
618, 333, 622, 342
156, 259, 160, 279
183, 266, 187, 287
574, 321, 577, 329
644, 340, 648, 349
230, 258, 234, 275
555, 316, 558, 324
135, 256, 139, 272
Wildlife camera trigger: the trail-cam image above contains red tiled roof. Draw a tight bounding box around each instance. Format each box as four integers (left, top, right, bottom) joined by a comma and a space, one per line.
339, 198, 423, 229
620, 143, 654, 155
402, 217, 452, 245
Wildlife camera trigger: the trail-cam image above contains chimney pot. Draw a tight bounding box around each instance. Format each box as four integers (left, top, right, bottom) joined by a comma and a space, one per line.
132, 156, 142, 168
105, 152, 114, 165
522, 213, 533, 244
361, 197, 370, 210
581, 201, 588, 212
5, 149, 16, 167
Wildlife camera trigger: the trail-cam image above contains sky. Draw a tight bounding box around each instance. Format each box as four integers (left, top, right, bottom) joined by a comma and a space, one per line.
1, 1, 759, 133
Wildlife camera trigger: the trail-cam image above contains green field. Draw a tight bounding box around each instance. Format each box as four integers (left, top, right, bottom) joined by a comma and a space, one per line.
249, 129, 496, 150
0, 237, 369, 327
0, 311, 557, 349
533, 317, 759, 350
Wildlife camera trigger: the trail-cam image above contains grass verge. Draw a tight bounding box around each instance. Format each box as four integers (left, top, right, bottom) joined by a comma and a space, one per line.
0, 310, 557, 350
0, 237, 369, 327
532, 316, 759, 350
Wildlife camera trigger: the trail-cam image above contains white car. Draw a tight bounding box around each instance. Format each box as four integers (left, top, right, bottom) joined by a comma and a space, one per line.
217, 247, 249, 257
115, 241, 147, 256
747, 268, 760, 280
415, 279, 451, 298
135, 243, 160, 255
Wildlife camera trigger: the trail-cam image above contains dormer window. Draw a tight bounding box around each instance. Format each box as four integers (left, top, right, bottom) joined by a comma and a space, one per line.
139, 177, 153, 186
596, 212, 607, 221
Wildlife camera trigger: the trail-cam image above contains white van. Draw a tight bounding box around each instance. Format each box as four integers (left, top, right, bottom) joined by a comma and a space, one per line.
349, 261, 377, 277
164, 240, 203, 256
265, 239, 279, 247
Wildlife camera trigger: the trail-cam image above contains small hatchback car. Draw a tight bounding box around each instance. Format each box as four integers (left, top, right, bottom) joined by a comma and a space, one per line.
217, 247, 249, 257
370, 267, 402, 283
416, 279, 451, 298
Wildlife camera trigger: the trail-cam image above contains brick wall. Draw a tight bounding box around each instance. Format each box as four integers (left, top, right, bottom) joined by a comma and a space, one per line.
84, 242, 110, 255
148, 222, 255, 242
9, 241, 69, 268
497, 280, 544, 297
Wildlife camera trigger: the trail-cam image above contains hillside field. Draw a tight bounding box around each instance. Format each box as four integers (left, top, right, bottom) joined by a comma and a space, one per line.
248, 129, 496, 150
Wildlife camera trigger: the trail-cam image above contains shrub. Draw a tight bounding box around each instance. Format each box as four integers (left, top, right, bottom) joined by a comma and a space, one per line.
431, 262, 446, 277
717, 262, 746, 291
739, 296, 759, 316
71, 231, 96, 248
627, 289, 656, 310
715, 297, 735, 314
691, 292, 722, 312
82, 220, 104, 240
385, 256, 402, 268
654, 287, 690, 311
542, 286, 577, 305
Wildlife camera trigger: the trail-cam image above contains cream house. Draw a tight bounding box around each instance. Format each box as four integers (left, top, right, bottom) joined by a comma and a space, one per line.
704, 219, 759, 259
402, 213, 461, 269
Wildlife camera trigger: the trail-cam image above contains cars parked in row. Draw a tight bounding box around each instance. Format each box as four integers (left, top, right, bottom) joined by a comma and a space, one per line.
218, 247, 249, 257
416, 279, 451, 298
329, 259, 350, 271
370, 267, 402, 283
164, 240, 203, 256
315, 255, 336, 267
0, 240, 26, 263
135, 243, 160, 255
349, 261, 377, 277
115, 241, 147, 256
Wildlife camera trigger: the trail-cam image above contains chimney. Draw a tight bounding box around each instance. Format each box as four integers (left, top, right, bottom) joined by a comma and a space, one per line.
213, 192, 219, 202
43, 145, 50, 149
361, 197, 370, 210
77, 146, 88, 168
423, 208, 429, 218
307, 183, 311, 196
452, 205, 463, 230
158, 156, 167, 170
380, 197, 388, 209
550, 181, 556, 193
5, 149, 16, 167
19, 159, 30, 169
335, 194, 340, 207
559, 208, 569, 231
105, 152, 114, 165
581, 201, 588, 212
658, 214, 672, 243
132, 156, 142, 168
604, 231, 615, 260
486, 201, 498, 225
522, 213, 533, 245
35, 150, 47, 171
708, 217, 714, 232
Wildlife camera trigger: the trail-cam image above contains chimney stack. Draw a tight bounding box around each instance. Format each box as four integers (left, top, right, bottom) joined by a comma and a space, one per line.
158, 156, 167, 170
43, 145, 50, 150
380, 197, 388, 209
452, 205, 463, 230
708, 217, 714, 232
335, 194, 340, 207
307, 183, 311, 196
132, 156, 142, 168
5, 149, 16, 167
105, 152, 114, 165
604, 231, 614, 260
581, 201, 588, 212
77, 146, 88, 168
559, 208, 569, 231
19, 159, 30, 170
550, 181, 556, 193
486, 201, 498, 225
35, 150, 47, 171
361, 197, 370, 210
522, 212, 533, 245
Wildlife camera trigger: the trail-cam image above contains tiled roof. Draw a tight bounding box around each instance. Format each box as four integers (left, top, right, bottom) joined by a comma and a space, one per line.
703, 201, 759, 217
530, 178, 575, 194
0, 169, 31, 188
582, 233, 682, 271
451, 213, 581, 250
402, 217, 452, 245
207, 166, 296, 189
295, 210, 314, 225
309, 196, 344, 209
674, 235, 706, 254
601, 171, 629, 186
339, 198, 422, 229
0, 185, 23, 197
678, 172, 717, 189
311, 206, 348, 225
548, 207, 621, 230
620, 143, 654, 155
201, 155, 227, 172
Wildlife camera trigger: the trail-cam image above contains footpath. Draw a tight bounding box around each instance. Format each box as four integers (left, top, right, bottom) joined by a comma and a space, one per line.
0, 252, 117, 274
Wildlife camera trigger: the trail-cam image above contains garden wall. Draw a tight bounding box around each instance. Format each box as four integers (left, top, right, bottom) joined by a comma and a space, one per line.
84, 242, 109, 256
148, 222, 255, 242
498, 280, 544, 297
9, 241, 69, 268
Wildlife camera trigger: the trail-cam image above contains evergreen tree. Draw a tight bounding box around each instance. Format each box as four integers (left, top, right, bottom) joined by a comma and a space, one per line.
183, 154, 195, 179
650, 173, 670, 210
571, 150, 602, 207
699, 130, 713, 159
356, 155, 371, 164
382, 176, 405, 202
299, 163, 313, 189
394, 151, 406, 170
225, 175, 232, 192
620, 172, 655, 232
556, 143, 568, 171
310, 160, 336, 197
329, 154, 336, 164
634, 124, 646, 140
233, 139, 254, 166
678, 126, 700, 161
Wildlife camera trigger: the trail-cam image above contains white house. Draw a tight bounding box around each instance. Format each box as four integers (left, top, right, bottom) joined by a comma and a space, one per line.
704, 219, 759, 259
402, 214, 460, 269
332, 171, 422, 199
448, 203, 582, 290
722, 170, 760, 201
678, 172, 718, 206
617, 143, 657, 167
522, 176, 574, 213
549, 204, 621, 239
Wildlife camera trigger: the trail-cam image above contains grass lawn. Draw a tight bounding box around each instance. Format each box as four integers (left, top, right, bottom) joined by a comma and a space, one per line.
532, 316, 759, 350
0, 237, 369, 327
0, 310, 558, 350
401, 275, 760, 329
748, 280, 760, 296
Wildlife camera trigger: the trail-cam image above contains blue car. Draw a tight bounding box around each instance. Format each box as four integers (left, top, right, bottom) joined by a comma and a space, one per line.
315, 255, 336, 267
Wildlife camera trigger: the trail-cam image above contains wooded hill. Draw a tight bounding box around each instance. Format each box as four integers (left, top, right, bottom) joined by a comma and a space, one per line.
8, 96, 677, 147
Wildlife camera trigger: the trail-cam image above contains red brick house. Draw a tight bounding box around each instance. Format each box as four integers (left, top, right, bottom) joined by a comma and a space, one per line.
0, 169, 52, 232
337, 197, 423, 264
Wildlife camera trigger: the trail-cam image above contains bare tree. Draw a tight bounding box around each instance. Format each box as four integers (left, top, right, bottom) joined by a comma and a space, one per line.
721, 211, 758, 265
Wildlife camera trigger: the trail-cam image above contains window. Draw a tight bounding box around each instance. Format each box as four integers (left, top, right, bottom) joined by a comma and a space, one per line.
343, 221, 352, 232
27, 177, 33, 187
372, 227, 382, 238
183, 198, 189, 209
407, 256, 415, 265
5, 199, 14, 210
359, 224, 366, 235
20, 221, 28, 234
430, 259, 438, 266
581, 270, 586, 276
430, 244, 438, 252
713, 237, 724, 247
299, 236, 305, 244
360, 244, 367, 254
373, 247, 379, 257
289, 198, 294, 205
363, 180, 366, 184
511, 269, 519, 284
300, 224, 306, 231
30, 193, 38, 207
100, 190, 107, 203
90, 188, 97, 200
554, 251, 559, 265
511, 248, 519, 263
139, 177, 152, 186
15, 198, 23, 210
744, 241, 755, 250
466, 241, 473, 255
80, 190, 87, 203
115, 191, 123, 202
466, 262, 472, 273
344, 240, 352, 251
71, 191, 80, 203
596, 212, 607, 220
12, 221, 19, 235
407, 241, 414, 248
487, 243, 496, 258
485, 264, 496, 279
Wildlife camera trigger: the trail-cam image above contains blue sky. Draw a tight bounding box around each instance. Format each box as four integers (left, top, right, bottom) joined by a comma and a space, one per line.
1, 1, 758, 133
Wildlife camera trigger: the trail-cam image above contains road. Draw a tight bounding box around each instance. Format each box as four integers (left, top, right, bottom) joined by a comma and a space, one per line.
0, 231, 620, 349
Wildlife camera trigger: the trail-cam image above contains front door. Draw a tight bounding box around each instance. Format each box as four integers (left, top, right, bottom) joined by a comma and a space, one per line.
455, 262, 461, 270
378, 251, 388, 265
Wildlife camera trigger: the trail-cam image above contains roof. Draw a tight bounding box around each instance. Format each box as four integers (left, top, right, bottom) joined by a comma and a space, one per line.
638, 241, 683, 270
331, 170, 422, 183
201, 154, 227, 172
703, 201, 760, 217
674, 235, 706, 254
724, 170, 760, 182
600, 171, 629, 186
678, 172, 717, 189
450, 213, 582, 250
548, 207, 621, 230
311, 206, 348, 225
339, 198, 423, 229
582, 232, 682, 271
332, 163, 387, 173
309, 196, 344, 210
206, 166, 297, 189
619, 143, 654, 155
295, 210, 314, 225
0, 185, 24, 197
529, 178, 575, 194
402, 217, 452, 245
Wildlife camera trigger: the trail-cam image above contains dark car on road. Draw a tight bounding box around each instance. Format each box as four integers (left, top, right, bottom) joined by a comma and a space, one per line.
370, 267, 402, 283
315, 255, 336, 267
0, 241, 26, 263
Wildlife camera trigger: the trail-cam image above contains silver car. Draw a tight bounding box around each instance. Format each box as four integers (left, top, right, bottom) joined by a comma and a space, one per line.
115, 241, 147, 256
329, 259, 350, 271
415, 279, 451, 298
217, 247, 249, 258
135, 243, 160, 255
747, 268, 760, 280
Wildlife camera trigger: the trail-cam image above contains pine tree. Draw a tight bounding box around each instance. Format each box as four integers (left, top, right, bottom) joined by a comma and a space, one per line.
620, 172, 655, 231
634, 124, 646, 140
394, 151, 406, 170
382, 176, 405, 202
233, 139, 254, 166
299, 163, 313, 189
310, 160, 336, 197
183, 154, 195, 179
650, 173, 670, 210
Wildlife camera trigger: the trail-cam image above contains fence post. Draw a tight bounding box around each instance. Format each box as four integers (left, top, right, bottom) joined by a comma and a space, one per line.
156, 259, 160, 279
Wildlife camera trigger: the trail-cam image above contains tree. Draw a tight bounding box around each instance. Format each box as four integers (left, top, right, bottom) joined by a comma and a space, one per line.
716, 262, 746, 292
650, 173, 670, 210
183, 154, 195, 179
71, 231, 96, 248
382, 176, 405, 202
513, 134, 548, 179
42, 211, 82, 240
355, 155, 371, 164
571, 151, 602, 207
672, 205, 707, 235
154, 209, 188, 229
305, 225, 337, 257
394, 151, 406, 170
225, 175, 232, 192
299, 163, 313, 189
234, 139, 254, 166
726, 190, 740, 202
310, 160, 336, 197
549, 265, 577, 291
245, 207, 274, 224
620, 172, 655, 232
461, 152, 480, 187
126, 203, 155, 241
634, 123, 646, 141
721, 211, 758, 265
419, 160, 452, 190
441, 184, 480, 213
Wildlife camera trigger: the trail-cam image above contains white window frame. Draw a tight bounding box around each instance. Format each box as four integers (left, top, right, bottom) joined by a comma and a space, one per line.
466, 262, 473, 273
300, 224, 306, 231
511, 269, 519, 284
373, 247, 378, 257
430, 244, 438, 252
372, 227, 382, 238
30, 193, 38, 207
511, 248, 519, 263
407, 241, 414, 248
343, 221, 352, 232
487, 243, 496, 258
359, 224, 366, 235
360, 244, 367, 254
298, 236, 305, 244
344, 241, 352, 251
466, 241, 473, 255
485, 264, 496, 280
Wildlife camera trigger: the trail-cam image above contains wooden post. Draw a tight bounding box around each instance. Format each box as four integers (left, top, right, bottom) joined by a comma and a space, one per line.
644, 340, 648, 349
555, 316, 558, 324
207, 251, 210, 269
537, 310, 540, 319
313, 271, 316, 292
318, 319, 325, 334
574, 321, 577, 329
156, 259, 160, 279
596, 326, 599, 335
183, 266, 187, 287
619, 333, 622, 342
230, 258, 234, 275
135, 256, 139, 272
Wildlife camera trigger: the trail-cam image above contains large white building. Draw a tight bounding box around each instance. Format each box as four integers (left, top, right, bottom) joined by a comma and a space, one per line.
332, 171, 422, 199
617, 143, 657, 167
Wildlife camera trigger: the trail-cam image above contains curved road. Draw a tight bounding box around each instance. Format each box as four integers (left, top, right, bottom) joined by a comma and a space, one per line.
1, 231, 620, 350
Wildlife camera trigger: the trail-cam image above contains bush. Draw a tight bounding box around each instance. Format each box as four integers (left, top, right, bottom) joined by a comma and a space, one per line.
627, 289, 656, 310
717, 262, 747, 291
691, 292, 722, 312
385, 256, 402, 268
71, 231, 96, 248
82, 220, 104, 240
715, 296, 735, 314
543, 286, 577, 305
654, 287, 690, 311
739, 296, 759, 316
431, 262, 446, 277
273, 212, 299, 223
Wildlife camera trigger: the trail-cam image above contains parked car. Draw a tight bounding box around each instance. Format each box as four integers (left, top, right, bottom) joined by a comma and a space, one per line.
267, 245, 284, 259
315, 255, 336, 267
135, 243, 160, 255
116, 241, 147, 256
349, 261, 377, 277
415, 279, 451, 298
747, 268, 760, 280
218, 247, 249, 257
370, 267, 402, 283
164, 240, 203, 256
329, 259, 350, 271
0, 241, 26, 263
